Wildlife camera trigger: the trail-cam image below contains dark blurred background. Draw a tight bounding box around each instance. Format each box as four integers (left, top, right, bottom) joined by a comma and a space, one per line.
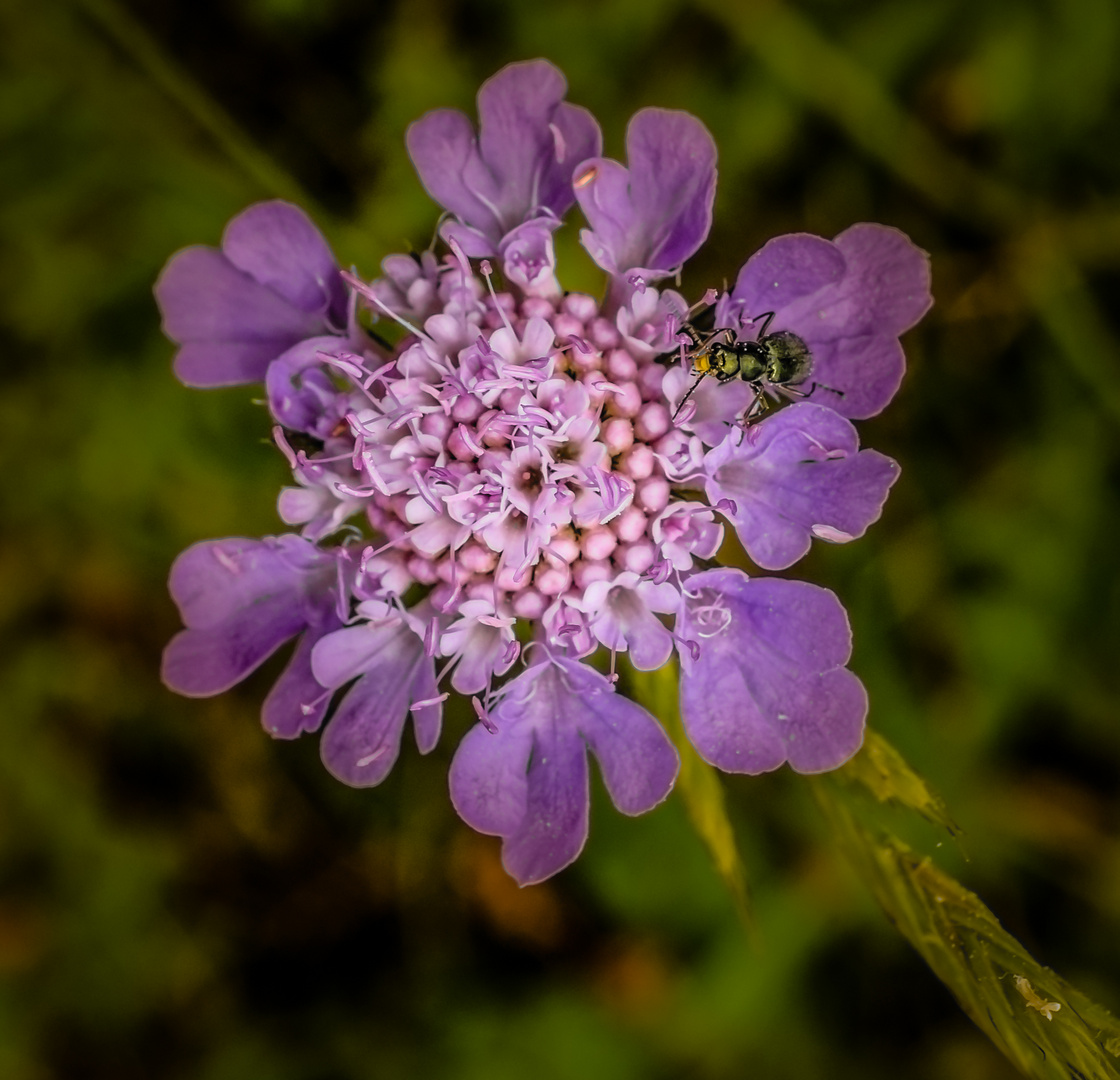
2, 0, 1120, 1077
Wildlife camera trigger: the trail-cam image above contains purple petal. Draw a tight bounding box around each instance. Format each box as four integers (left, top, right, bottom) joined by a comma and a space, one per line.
724, 234, 845, 316
311, 619, 408, 689
408, 110, 502, 243
726, 224, 931, 418
155, 202, 345, 388
163, 536, 339, 698
449, 717, 534, 837
161, 598, 306, 697
222, 201, 346, 321
449, 657, 677, 885
316, 624, 439, 787
832, 223, 934, 336
167, 536, 324, 630
800, 334, 905, 420
558, 658, 678, 815
704, 403, 899, 570
575, 108, 716, 277
476, 60, 599, 223
262, 621, 340, 738
156, 247, 325, 387
679, 569, 866, 774
539, 101, 601, 216
171, 340, 295, 388
502, 718, 589, 886
265, 336, 349, 435
407, 60, 601, 245
408, 655, 442, 755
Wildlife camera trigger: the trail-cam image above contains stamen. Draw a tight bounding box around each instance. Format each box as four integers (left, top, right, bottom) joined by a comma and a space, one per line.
272, 426, 300, 469
472, 696, 499, 734
669, 629, 701, 662
478, 259, 516, 337
423, 617, 439, 657
411, 692, 450, 712
674, 398, 698, 425
299, 687, 333, 717
413, 470, 443, 514
456, 423, 485, 457
335, 555, 353, 622
341, 270, 427, 339
315, 349, 366, 382
446, 234, 478, 281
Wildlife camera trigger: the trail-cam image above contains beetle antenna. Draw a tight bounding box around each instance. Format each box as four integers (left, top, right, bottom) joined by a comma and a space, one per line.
750, 311, 775, 337
672, 372, 708, 421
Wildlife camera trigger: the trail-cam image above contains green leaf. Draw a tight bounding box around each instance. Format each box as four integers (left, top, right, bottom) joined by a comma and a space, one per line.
630, 665, 750, 923
813, 738, 1120, 1080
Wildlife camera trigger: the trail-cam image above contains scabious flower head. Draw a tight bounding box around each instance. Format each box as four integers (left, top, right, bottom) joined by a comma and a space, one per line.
158, 59, 932, 885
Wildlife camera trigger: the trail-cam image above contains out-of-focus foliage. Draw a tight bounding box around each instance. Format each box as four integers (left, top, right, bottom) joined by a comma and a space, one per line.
2, 0, 1120, 1077
815, 740, 1120, 1079
632, 666, 751, 924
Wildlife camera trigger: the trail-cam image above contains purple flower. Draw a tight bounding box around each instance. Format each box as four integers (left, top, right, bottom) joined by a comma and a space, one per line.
162, 536, 345, 737
574, 108, 716, 283
449, 655, 679, 885
407, 59, 601, 257
159, 60, 932, 884
677, 569, 867, 774
155, 201, 349, 388
703, 403, 900, 570
714, 224, 932, 418
310, 605, 442, 787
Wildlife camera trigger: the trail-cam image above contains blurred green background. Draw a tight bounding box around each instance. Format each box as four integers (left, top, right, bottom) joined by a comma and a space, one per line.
3, 0, 1120, 1076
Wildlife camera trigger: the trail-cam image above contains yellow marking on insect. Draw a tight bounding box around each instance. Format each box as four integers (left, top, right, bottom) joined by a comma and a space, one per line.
692, 351, 713, 375
1013, 976, 1061, 1020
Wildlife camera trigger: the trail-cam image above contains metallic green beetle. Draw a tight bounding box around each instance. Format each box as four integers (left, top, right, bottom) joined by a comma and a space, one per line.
672, 312, 814, 421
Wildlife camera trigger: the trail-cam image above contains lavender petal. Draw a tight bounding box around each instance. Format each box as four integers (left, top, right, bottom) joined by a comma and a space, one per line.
502, 718, 589, 886
559, 658, 678, 815
262, 622, 339, 738
449, 657, 677, 885
315, 623, 438, 787
704, 403, 899, 571
221, 201, 347, 322
156, 201, 346, 389
679, 569, 866, 774
161, 598, 306, 697
167, 536, 323, 630
449, 714, 534, 837
575, 108, 716, 278
727, 224, 931, 419
408, 60, 601, 246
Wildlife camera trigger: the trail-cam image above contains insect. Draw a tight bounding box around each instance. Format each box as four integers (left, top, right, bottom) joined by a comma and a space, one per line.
670, 311, 815, 422
1013, 976, 1061, 1021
